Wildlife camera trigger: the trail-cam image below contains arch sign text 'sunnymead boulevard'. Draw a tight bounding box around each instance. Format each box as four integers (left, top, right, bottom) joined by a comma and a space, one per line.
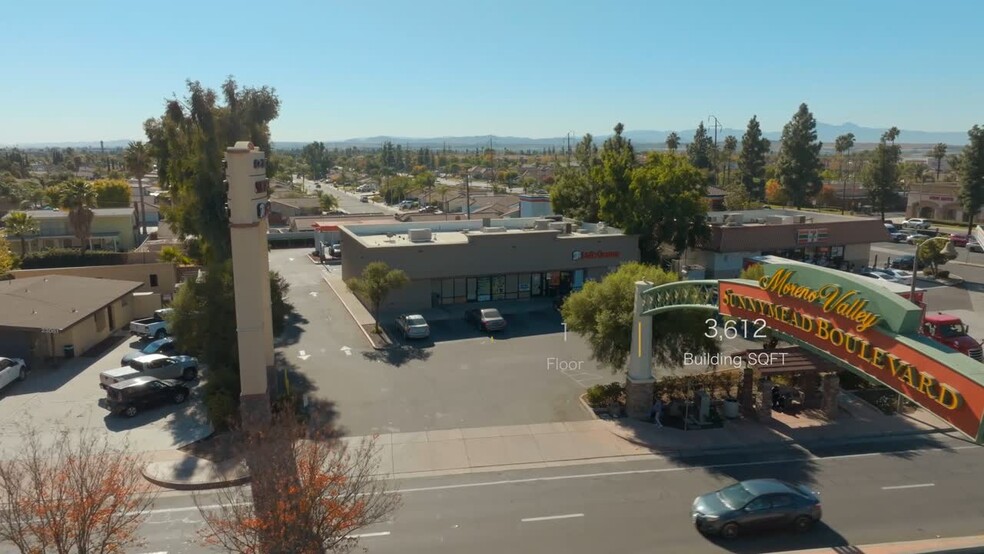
718, 262, 984, 443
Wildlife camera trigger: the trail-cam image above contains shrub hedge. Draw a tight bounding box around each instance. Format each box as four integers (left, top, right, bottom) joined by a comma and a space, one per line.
19, 248, 126, 269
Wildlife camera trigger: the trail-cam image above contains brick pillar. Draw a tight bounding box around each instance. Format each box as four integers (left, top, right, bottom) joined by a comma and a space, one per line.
739, 367, 756, 416
756, 378, 773, 421
800, 371, 822, 409
625, 377, 655, 421
821, 373, 840, 418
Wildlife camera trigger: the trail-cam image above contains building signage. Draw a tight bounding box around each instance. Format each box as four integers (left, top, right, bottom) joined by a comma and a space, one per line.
719, 265, 984, 442
797, 228, 829, 244
572, 250, 619, 261
929, 195, 955, 202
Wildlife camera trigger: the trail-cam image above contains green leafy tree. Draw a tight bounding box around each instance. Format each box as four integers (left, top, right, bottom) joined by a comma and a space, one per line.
930, 142, 948, 182
92, 179, 131, 208
124, 141, 152, 236
861, 129, 903, 222
3, 211, 39, 256
58, 179, 97, 254
958, 125, 984, 234
158, 245, 192, 265
434, 183, 453, 212
143, 118, 169, 189
152, 78, 280, 263
915, 237, 957, 275
413, 171, 436, 201
550, 167, 602, 223
739, 263, 764, 281
597, 123, 638, 226
722, 181, 752, 211
574, 133, 600, 168
624, 153, 710, 261
319, 193, 339, 213
738, 115, 771, 200
561, 262, 718, 371
346, 262, 409, 333
776, 104, 823, 208
665, 132, 680, 153
301, 141, 333, 180
686, 122, 715, 172
0, 235, 16, 277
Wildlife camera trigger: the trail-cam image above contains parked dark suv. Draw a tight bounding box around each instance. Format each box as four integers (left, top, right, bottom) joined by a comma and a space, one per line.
104, 376, 190, 418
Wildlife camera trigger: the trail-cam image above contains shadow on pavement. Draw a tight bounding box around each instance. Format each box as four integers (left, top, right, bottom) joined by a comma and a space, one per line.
278, 309, 309, 347
703, 522, 850, 553
382, 309, 566, 345
274, 351, 344, 439
3, 334, 130, 396
361, 344, 433, 367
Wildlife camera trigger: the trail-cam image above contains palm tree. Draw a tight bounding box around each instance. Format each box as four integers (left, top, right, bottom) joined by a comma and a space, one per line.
124, 141, 151, 236
434, 183, 452, 212
4, 211, 39, 256
319, 192, 339, 213
722, 135, 738, 185
834, 133, 856, 213
929, 142, 947, 181
665, 132, 680, 153
59, 179, 97, 254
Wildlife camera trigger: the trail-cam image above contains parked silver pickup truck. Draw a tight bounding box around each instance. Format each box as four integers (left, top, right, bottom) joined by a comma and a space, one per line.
129, 308, 173, 340
99, 353, 198, 389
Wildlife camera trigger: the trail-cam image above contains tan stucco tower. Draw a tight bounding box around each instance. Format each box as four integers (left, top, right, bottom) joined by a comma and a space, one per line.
226, 141, 275, 425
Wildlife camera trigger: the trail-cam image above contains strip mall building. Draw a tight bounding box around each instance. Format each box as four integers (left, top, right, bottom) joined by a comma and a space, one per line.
683, 209, 891, 278
337, 217, 639, 313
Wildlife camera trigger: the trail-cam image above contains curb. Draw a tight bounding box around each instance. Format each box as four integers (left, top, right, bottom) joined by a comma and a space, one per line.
321, 275, 388, 350
608, 425, 956, 457
578, 393, 602, 420
141, 465, 251, 492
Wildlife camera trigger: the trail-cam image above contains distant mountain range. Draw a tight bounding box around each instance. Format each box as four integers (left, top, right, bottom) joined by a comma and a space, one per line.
2, 122, 970, 150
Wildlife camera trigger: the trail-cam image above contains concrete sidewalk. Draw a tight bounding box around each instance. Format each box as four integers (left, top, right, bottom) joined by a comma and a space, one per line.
770, 534, 984, 553
141, 396, 965, 488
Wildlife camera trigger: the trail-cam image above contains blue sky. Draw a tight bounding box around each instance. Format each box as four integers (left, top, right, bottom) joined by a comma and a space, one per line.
2, 0, 983, 143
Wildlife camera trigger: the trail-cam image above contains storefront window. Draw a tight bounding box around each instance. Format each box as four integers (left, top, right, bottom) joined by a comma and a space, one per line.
517, 273, 531, 299
454, 278, 466, 303
505, 274, 518, 300
491, 275, 506, 300
432, 279, 442, 307
573, 270, 584, 290
442, 279, 454, 305
531, 273, 542, 297
477, 277, 491, 301
466, 278, 477, 301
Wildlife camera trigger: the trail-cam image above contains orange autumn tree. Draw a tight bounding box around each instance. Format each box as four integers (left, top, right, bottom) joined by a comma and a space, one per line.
195, 400, 400, 553
764, 178, 788, 205
0, 426, 156, 553
816, 184, 838, 208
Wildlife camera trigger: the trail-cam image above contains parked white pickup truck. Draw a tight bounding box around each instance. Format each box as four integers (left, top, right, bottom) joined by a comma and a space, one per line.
99, 353, 198, 389
129, 308, 173, 340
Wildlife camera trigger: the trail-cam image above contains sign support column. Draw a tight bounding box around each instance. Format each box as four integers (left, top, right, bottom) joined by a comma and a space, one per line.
625, 281, 655, 420
226, 141, 274, 427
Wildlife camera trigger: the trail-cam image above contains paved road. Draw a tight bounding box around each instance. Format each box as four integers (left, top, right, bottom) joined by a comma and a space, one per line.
869, 240, 984, 314
132, 434, 984, 554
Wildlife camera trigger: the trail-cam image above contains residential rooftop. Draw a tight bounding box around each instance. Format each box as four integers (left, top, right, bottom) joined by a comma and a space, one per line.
2, 208, 136, 220
0, 275, 143, 332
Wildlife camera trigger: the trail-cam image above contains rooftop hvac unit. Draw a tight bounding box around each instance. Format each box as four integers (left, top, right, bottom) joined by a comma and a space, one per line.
534, 219, 551, 230
596, 222, 607, 233
481, 226, 507, 233
724, 213, 744, 226
707, 215, 723, 224
765, 216, 784, 225
408, 228, 432, 242
548, 221, 567, 232
797, 215, 807, 224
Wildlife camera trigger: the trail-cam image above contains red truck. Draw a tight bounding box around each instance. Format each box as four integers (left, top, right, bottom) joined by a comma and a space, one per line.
921, 312, 984, 362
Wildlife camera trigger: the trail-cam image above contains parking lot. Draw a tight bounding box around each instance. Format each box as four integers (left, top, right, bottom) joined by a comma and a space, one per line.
0, 334, 211, 459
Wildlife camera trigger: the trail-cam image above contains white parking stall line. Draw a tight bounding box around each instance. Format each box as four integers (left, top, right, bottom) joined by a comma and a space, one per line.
881, 483, 935, 490
521, 513, 584, 523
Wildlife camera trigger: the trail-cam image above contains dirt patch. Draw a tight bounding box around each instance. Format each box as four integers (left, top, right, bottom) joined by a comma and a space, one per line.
360, 324, 394, 349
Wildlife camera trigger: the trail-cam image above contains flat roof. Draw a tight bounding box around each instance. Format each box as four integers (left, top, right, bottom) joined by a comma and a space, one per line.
2, 208, 135, 220
715, 208, 881, 224
345, 218, 627, 248
0, 275, 143, 332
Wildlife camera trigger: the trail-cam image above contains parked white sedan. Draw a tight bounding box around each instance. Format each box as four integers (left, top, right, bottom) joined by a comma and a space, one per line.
0, 357, 28, 393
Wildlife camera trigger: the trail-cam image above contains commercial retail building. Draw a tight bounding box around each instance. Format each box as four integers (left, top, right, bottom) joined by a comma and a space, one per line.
682, 209, 890, 278
339, 217, 639, 313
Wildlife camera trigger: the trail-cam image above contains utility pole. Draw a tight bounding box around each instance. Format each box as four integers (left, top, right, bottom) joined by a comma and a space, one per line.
566, 132, 572, 167
465, 172, 471, 220
100, 140, 108, 172
708, 115, 722, 186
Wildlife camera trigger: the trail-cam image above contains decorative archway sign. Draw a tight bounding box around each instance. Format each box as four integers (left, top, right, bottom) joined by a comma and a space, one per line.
629, 261, 984, 444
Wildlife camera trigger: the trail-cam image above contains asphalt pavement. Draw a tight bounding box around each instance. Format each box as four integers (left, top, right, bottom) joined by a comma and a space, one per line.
131, 433, 984, 554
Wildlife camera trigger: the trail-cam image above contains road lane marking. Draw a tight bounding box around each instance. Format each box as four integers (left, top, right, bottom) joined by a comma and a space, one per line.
521, 513, 584, 523
134, 444, 979, 515
882, 483, 935, 490
351, 531, 391, 538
